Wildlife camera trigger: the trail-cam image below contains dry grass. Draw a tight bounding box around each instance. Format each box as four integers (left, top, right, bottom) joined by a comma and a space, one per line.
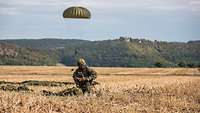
0, 66, 199, 76
0, 66, 200, 113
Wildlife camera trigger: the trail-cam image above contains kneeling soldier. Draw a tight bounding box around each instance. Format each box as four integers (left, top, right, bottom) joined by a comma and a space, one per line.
73, 58, 97, 94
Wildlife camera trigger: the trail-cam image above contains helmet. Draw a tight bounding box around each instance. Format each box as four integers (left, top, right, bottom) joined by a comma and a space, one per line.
77, 58, 86, 66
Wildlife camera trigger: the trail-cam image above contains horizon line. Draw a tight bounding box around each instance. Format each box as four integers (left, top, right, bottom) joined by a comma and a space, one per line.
0, 37, 199, 43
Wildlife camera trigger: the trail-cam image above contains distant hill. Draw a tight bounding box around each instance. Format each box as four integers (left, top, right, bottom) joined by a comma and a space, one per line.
1, 37, 200, 67
0, 42, 56, 65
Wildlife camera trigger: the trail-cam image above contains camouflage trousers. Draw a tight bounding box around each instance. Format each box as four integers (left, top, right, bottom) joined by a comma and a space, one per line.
77, 81, 93, 94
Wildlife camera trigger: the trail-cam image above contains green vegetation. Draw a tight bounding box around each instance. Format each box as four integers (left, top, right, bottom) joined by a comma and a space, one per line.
154, 62, 164, 67
0, 37, 199, 67
42, 87, 83, 96
178, 61, 186, 67
0, 84, 32, 92
0, 42, 57, 65
0, 80, 99, 96
0, 80, 74, 86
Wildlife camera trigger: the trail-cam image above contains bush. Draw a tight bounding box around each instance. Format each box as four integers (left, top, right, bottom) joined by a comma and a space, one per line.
178, 61, 186, 67
187, 63, 195, 68
154, 62, 163, 67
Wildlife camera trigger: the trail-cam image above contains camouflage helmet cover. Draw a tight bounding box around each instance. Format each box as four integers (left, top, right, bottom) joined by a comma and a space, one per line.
77, 58, 86, 66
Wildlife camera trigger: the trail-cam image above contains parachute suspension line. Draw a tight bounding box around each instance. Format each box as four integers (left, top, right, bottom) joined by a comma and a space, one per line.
62, 5, 91, 65
74, 48, 80, 66
65, 0, 82, 6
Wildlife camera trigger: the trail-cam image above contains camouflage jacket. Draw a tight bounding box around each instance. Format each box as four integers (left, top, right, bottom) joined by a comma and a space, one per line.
73, 67, 97, 83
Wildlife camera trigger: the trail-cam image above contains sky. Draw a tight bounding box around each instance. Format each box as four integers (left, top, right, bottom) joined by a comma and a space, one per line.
0, 0, 200, 42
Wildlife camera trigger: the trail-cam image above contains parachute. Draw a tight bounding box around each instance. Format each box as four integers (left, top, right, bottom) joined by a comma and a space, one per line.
63, 6, 91, 19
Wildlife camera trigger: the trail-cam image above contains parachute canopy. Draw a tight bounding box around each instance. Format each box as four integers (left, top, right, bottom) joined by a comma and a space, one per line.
63, 6, 91, 19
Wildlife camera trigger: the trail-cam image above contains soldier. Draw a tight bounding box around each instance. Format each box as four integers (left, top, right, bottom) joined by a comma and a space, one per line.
73, 58, 97, 94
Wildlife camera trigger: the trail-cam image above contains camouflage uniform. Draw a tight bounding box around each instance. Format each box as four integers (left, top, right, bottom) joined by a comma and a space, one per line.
73, 59, 97, 94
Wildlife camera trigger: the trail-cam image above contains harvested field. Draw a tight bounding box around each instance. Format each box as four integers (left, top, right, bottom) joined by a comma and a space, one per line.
0, 66, 199, 113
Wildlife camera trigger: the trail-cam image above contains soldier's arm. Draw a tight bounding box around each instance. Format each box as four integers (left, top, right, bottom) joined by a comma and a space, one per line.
73, 69, 85, 82
73, 70, 77, 78
73, 69, 79, 82
87, 68, 97, 81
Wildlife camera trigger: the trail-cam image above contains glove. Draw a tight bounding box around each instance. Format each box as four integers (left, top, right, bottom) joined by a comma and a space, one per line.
76, 77, 88, 82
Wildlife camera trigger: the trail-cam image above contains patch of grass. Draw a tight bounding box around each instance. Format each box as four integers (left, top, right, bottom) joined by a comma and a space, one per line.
0, 84, 32, 92
21, 80, 74, 86
0, 67, 199, 113
0, 80, 74, 86
0, 81, 19, 85
0, 80, 100, 97
42, 87, 83, 96
0, 80, 99, 87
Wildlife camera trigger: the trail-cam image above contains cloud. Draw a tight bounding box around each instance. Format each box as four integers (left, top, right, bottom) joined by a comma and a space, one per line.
0, 0, 69, 15
74, 0, 200, 11
0, 0, 199, 41
0, 7, 22, 16
1, 0, 200, 16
